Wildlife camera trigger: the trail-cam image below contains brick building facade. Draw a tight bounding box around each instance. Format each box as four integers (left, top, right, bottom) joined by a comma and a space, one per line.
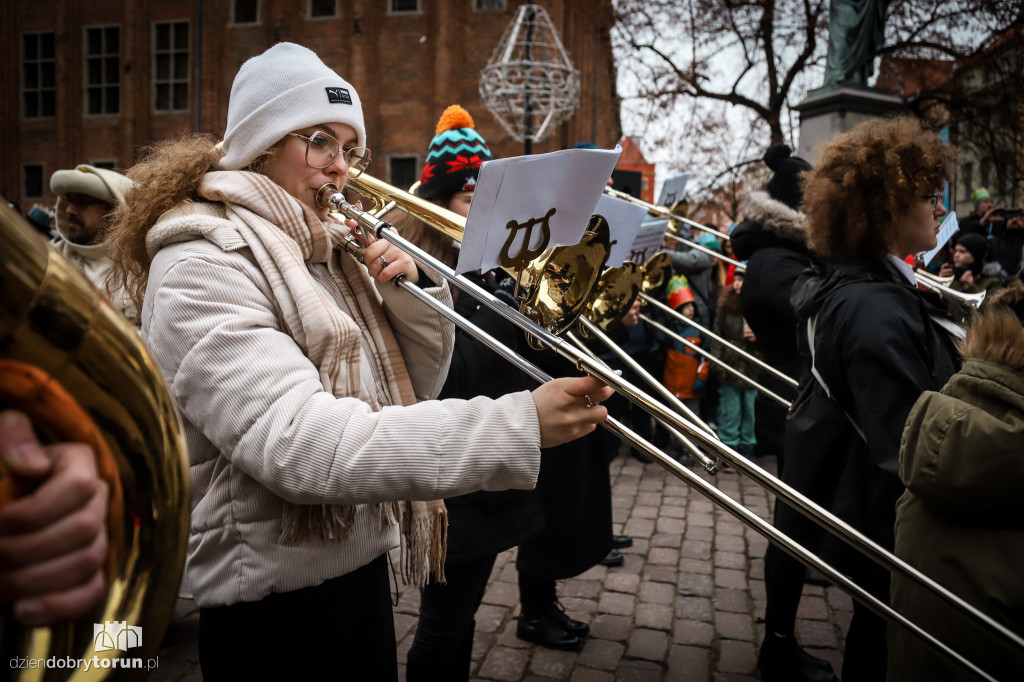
614, 135, 655, 204
2, 0, 621, 213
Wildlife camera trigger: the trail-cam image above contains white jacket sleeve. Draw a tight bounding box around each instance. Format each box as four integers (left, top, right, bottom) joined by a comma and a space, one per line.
144, 243, 541, 507
376, 278, 454, 401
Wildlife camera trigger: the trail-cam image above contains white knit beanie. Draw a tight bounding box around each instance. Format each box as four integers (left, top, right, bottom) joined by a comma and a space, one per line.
219, 43, 366, 170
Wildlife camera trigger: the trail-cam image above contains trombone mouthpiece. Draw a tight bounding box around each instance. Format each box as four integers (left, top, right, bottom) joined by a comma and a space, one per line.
316, 183, 344, 210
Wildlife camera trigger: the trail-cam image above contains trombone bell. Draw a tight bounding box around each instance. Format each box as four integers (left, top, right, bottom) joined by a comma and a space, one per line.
584, 260, 642, 332
641, 252, 674, 295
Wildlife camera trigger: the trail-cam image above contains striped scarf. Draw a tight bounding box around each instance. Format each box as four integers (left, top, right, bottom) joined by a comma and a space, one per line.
148, 170, 447, 586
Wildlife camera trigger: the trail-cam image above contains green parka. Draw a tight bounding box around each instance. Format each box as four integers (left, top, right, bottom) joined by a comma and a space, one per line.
888, 305, 1024, 681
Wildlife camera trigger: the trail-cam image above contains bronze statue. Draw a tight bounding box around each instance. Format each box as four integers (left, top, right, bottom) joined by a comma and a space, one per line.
822, 0, 890, 88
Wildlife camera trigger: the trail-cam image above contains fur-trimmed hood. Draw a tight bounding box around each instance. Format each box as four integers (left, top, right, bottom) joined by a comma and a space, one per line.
731, 190, 809, 260
739, 191, 807, 241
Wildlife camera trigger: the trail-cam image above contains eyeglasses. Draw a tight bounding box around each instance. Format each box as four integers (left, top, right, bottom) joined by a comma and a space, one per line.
922, 194, 942, 210
288, 131, 372, 178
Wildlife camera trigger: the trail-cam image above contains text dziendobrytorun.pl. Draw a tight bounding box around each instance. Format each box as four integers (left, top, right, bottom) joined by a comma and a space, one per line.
9, 656, 159, 672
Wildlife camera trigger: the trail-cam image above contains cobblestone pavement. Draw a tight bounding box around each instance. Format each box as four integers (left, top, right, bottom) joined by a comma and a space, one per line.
149, 454, 852, 681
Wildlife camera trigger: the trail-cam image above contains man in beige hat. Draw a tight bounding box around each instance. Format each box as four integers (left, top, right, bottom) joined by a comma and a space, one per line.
49, 165, 135, 321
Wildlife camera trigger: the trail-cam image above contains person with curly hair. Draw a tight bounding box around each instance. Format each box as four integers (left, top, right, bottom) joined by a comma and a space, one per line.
104, 43, 612, 681
786, 116, 961, 681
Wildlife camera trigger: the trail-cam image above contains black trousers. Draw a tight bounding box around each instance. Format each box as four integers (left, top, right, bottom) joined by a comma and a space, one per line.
198, 554, 396, 681
405, 555, 497, 682
517, 571, 557, 618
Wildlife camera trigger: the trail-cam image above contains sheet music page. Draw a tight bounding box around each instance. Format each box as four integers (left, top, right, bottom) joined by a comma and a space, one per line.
628, 216, 671, 265
657, 172, 691, 207
597, 193, 649, 267
918, 211, 958, 266
457, 145, 622, 275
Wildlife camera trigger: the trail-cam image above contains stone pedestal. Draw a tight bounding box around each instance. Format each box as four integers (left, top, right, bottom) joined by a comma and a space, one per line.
794, 86, 905, 165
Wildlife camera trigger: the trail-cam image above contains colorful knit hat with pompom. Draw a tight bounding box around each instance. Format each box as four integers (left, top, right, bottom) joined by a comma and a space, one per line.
416, 105, 493, 201
665, 274, 695, 309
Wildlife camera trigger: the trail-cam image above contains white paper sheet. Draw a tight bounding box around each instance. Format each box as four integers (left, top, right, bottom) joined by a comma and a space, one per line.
918, 211, 959, 265
457, 145, 622, 275
596, 194, 649, 268
657, 172, 691, 207
627, 216, 671, 266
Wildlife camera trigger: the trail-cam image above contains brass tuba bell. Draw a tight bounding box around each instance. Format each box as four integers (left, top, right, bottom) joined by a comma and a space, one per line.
0, 202, 190, 681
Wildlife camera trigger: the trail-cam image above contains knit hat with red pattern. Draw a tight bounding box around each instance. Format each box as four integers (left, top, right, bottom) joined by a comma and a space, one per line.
665, 274, 695, 309
416, 105, 492, 201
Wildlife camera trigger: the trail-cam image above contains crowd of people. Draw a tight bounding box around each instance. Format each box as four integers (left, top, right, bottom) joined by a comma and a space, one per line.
2, 40, 1022, 682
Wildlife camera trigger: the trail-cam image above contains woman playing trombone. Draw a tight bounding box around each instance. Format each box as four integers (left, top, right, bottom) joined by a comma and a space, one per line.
788, 116, 960, 681
107, 43, 611, 681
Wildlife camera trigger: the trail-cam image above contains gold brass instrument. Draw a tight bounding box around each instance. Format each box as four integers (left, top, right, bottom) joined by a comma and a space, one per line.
0, 204, 190, 680
640, 251, 674, 295
329, 175, 611, 337
582, 261, 642, 332
571, 251, 719, 467
317, 174, 1023, 680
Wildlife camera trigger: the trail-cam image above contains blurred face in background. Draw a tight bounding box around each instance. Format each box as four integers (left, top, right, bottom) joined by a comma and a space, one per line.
621, 297, 642, 328
64, 193, 114, 245
952, 244, 975, 268
447, 191, 474, 218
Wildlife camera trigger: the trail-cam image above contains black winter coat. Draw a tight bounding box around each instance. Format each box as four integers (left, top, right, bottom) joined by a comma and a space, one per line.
731, 191, 812, 458
788, 259, 960, 549
731, 191, 812, 384
451, 274, 611, 579
438, 272, 545, 564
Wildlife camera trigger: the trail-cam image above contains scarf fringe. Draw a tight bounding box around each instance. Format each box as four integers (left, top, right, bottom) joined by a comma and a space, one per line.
400, 500, 449, 588
279, 503, 359, 544
280, 499, 448, 589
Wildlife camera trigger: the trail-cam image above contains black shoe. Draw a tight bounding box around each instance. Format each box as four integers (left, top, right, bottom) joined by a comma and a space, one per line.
549, 601, 590, 637
611, 534, 633, 549
758, 633, 837, 682
516, 615, 582, 651
599, 550, 625, 567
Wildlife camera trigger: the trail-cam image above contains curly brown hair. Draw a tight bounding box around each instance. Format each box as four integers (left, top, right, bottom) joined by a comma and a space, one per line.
801, 116, 955, 262
105, 134, 276, 313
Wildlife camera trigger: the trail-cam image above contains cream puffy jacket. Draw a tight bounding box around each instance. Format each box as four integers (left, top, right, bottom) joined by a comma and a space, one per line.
142, 213, 541, 608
